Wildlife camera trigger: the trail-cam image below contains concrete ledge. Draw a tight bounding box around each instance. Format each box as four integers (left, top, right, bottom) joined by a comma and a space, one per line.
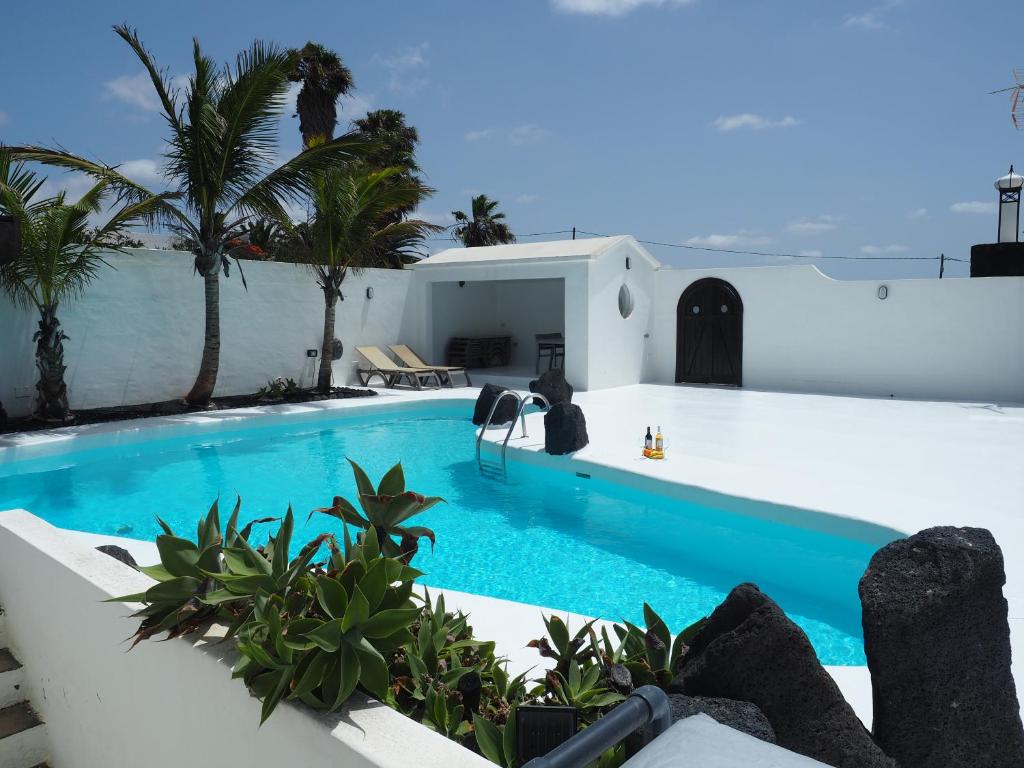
0, 510, 489, 768
623, 713, 829, 767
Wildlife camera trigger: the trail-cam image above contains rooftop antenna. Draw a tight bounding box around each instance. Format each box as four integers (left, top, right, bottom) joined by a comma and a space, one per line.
990, 69, 1024, 129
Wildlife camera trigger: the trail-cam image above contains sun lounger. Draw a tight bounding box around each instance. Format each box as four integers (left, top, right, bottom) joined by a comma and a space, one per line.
388, 344, 472, 387
356, 346, 442, 390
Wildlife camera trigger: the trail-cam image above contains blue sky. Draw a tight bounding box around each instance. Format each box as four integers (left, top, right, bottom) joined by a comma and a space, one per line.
2, 0, 1021, 278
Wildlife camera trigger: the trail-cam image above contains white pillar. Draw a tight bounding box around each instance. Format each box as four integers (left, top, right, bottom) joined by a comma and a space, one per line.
995, 167, 1023, 244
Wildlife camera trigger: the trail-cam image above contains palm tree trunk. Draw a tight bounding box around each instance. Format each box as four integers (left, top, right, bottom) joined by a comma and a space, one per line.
186, 269, 221, 406
33, 302, 71, 423
317, 288, 337, 393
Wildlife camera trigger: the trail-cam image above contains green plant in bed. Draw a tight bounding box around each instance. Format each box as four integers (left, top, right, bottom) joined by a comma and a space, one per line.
232, 525, 423, 722
311, 459, 443, 563
111, 462, 706, 766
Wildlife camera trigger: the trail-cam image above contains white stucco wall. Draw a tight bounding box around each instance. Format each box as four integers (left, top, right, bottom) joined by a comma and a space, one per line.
0, 249, 413, 416
586, 238, 657, 390
0, 509, 489, 768
428, 278, 565, 370
411, 259, 590, 388
645, 265, 1024, 403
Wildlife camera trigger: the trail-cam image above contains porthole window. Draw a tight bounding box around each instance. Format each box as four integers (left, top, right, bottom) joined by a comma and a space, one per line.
691, 305, 700, 315
617, 283, 634, 319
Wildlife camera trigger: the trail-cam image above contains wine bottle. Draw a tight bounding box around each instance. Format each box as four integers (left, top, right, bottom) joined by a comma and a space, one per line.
645, 426, 653, 450
655, 426, 663, 452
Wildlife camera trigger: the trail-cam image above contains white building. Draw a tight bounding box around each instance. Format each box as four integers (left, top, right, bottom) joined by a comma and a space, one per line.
408, 236, 1024, 403
2, 235, 1023, 416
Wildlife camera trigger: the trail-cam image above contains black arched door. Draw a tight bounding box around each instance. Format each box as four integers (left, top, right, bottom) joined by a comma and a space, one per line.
676, 278, 743, 386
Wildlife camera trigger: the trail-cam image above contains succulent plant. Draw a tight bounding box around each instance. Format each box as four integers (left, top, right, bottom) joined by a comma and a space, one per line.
231, 525, 423, 723
109, 498, 276, 646
311, 459, 443, 563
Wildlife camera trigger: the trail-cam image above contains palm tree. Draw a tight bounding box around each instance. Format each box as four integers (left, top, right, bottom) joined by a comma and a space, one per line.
12, 26, 366, 406
353, 109, 422, 178
284, 163, 440, 392
352, 109, 426, 267
451, 194, 515, 247
288, 42, 355, 147
0, 152, 169, 423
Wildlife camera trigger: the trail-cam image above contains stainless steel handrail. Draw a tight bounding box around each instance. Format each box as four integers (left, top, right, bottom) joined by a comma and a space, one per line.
476, 390, 552, 473
502, 393, 550, 464
475, 390, 525, 464
522, 686, 672, 768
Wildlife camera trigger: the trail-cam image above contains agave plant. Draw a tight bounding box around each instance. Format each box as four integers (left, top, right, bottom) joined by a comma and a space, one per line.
606, 604, 705, 689
109, 498, 276, 646
232, 525, 423, 722
312, 459, 443, 563
527, 614, 596, 676
545, 659, 626, 723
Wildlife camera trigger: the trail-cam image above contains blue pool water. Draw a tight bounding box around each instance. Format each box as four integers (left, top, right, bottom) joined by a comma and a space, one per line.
0, 402, 890, 665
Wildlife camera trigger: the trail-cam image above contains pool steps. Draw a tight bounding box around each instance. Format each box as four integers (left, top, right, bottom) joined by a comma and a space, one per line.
0, 609, 51, 768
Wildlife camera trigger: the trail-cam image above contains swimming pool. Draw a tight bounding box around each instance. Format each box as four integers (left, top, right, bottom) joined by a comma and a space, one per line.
0, 400, 893, 665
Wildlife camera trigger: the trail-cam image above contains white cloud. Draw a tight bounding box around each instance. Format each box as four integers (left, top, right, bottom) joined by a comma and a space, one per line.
102, 71, 189, 113
515, 194, 541, 204
551, 0, 694, 16
464, 124, 550, 146
906, 207, 928, 219
684, 231, 771, 249
786, 215, 838, 235
340, 92, 375, 122
117, 158, 164, 186
712, 113, 799, 132
844, 12, 884, 29
508, 124, 550, 145
414, 210, 455, 226
374, 43, 429, 93
951, 201, 997, 214
104, 71, 163, 112
860, 244, 908, 254
798, 249, 823, 258
39, 173, 98, 201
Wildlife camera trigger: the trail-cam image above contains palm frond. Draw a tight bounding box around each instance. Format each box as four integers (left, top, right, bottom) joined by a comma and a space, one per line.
234, 131, 368, 218
113, 24, 183, 132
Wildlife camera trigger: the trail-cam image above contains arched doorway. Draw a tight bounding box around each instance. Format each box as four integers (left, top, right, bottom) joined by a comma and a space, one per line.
676, 278, 743, 386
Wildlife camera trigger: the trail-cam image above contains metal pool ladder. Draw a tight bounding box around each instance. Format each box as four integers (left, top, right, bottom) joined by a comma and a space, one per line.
476, 389, 551, 476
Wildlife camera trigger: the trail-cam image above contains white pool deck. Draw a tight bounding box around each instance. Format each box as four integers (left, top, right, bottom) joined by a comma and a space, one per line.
4, 381, 1024, 730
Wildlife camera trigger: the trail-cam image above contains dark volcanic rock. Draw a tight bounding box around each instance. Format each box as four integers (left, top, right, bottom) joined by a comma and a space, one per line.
472, 383, 518, 426
860, 526, 1024, 768
668, 694, 776, 744
672, 583, 894, 768
95, 544, 139, 569
529, 368, 573, 407
543, 403, 589, 455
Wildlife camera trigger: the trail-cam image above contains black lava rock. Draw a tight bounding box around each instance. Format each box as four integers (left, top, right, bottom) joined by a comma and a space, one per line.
543, 403, 589, 455
672, 583, 894, 768
860, 526, 1024, 768
472, 383, 518, 426
528, 368, 573, 407
95, 544, 139, 569
668, 694, 776, 744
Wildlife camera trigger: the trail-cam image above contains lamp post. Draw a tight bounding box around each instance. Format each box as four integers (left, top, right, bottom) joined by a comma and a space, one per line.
996, 165, 1023, 244
0, 214, 20, 267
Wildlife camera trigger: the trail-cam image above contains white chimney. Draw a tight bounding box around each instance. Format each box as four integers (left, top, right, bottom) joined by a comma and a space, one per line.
995, 166, 1023, 243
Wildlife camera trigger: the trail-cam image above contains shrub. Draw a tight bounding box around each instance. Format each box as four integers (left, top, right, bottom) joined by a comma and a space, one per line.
113, 465, 704, 765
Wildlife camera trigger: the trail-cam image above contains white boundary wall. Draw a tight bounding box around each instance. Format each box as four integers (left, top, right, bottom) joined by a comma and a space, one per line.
0, 509, 489, 768
0, 249, 413, 416
645, 266, 1024, 404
